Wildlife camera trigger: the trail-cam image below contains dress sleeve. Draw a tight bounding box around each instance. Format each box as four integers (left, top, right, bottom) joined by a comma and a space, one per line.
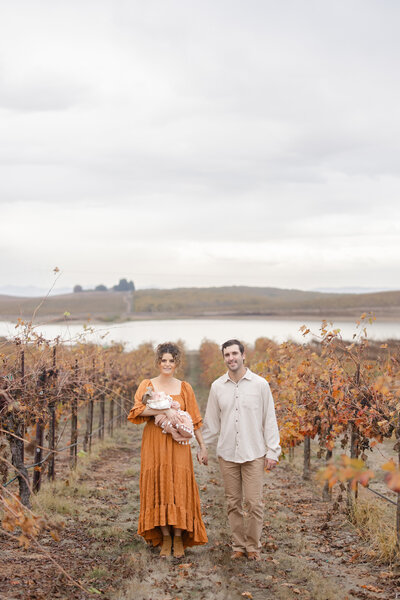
127, 379, 151, 424
182, 381, 203, 430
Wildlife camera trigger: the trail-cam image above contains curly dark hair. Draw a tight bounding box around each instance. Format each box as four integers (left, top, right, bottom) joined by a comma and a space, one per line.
155, 342, 182, 366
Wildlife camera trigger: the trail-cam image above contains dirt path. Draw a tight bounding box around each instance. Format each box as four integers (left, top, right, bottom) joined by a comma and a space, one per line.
1, 354, 399, 599
1, 429, 399, 600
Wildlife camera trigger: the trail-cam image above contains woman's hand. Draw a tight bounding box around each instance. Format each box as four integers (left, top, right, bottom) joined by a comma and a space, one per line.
197, 446, 208, 465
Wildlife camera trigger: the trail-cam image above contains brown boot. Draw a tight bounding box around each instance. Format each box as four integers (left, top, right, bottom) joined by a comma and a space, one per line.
173, 535, 185, 558
159, 534, 172, 557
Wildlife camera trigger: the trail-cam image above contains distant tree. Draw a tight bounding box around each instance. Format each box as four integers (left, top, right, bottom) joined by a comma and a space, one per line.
73, 285, 83, 293
113, 278, 135, 292
95, 284, 108, 292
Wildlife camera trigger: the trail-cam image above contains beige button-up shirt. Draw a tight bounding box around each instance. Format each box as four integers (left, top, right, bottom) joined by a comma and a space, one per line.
202, 368, 281, 463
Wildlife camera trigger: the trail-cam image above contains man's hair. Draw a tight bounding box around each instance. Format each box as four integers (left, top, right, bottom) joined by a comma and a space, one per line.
221, 339, 245, 355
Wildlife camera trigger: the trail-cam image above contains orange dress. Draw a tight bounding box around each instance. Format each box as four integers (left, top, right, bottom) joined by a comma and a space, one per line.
127, 379, 208, 548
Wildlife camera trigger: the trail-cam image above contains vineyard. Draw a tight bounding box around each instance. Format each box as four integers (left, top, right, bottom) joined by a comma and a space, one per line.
1, 316, 400, 599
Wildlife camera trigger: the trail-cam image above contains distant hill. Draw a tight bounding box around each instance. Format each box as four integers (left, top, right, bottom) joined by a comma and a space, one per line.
0, 286, 400, 322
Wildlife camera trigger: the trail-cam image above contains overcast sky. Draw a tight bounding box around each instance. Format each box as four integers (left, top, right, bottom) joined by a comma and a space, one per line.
1, 0, 399, 293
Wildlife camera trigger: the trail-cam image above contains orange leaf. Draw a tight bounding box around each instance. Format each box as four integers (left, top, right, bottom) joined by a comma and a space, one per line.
382, 460, 396, 472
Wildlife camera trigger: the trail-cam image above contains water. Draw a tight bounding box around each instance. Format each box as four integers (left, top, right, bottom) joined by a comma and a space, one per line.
0, 318, 399, 351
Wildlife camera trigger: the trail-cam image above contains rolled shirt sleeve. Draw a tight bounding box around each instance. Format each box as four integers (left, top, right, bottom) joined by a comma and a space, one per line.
262, 381, 281, 461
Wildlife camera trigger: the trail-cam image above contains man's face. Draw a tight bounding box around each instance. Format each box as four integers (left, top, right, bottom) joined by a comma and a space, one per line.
223, 344, 245, 372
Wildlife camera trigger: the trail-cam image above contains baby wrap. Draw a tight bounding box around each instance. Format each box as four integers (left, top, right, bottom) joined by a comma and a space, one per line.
142, 388, 194, 445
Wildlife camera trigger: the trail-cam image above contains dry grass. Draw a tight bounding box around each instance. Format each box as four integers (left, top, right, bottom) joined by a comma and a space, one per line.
349, 494, 399, 564
31, 436, 128, 526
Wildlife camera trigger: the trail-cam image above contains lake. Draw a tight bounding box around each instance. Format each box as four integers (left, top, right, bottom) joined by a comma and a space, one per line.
0, 318, 399, 350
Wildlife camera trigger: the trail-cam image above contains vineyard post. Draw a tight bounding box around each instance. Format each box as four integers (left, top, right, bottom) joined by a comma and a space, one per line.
99, 365, 105, 440
322, 449, 333, 501
303, 436, 311, 480
99, 392, 105, 439
48, 399, 56, 481
108, 396, 114, 437
116, 383, 122, 428
108, 363, 114, 436
347, 365, 361, 508
88, 358, 96, 452
396, 425, 400, 546
32, 368, 46, 493
47, 346, 57, 481
20, 349, 25, 465
70, 360, 78, 470
83, 394, 94, 453
7, 348, 31, 506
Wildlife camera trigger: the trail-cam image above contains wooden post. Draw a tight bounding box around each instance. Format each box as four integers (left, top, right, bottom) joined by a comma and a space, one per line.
48, 346, 57, 481
99, 392, 105, 440
83, 398, 94, 453
7, 349, 30, 506
322, 449, 333, 501
99, 365, 106, 440
20, 350, 25, 465
350, 423, 359, 499
70, 360, 78, 470
303, 436, 311, 480
347, 365, 361, 508
48, 401, 56, 481
108, 397, 114, 436
33, 369, 46, 493
396, 427, 400, 547
7, 414, 30, 506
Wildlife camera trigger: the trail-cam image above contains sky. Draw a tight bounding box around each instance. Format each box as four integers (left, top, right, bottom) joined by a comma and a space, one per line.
1, 0, 400, 294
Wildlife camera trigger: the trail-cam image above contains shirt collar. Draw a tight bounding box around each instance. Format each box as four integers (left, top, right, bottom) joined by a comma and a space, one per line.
223, 368, 252, 383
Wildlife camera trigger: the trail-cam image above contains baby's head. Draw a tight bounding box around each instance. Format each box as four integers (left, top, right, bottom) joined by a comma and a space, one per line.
142, 387, 153, 405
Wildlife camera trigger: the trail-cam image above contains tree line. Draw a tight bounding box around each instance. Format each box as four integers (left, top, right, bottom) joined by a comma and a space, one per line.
73, 278, 135, 293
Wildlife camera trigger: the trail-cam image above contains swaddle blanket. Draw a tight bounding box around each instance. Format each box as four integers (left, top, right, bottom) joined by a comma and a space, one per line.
142, 388, 194, 444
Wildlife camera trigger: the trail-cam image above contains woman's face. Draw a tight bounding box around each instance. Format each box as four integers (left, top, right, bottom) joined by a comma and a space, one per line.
158, 352, 176, 376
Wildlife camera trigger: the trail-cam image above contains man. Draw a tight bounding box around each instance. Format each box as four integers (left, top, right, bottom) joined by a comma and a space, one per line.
200, 339, 281, 561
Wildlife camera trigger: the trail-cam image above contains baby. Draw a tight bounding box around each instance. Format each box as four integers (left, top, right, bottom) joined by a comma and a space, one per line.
142, 387, 194, 445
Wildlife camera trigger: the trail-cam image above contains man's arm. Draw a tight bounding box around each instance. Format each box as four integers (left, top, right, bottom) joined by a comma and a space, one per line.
262, 381, 281, 467
201, 383, 221, 446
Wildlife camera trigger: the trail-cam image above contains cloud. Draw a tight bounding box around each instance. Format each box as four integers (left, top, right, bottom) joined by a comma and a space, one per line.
0, 1, 399, 290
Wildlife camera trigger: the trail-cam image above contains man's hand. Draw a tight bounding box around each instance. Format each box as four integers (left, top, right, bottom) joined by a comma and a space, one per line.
197, 446, 208, 465
264, 458, 278, 472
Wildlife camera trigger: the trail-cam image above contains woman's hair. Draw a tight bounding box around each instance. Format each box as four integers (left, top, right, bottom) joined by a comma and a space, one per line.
155, 342, 182, 366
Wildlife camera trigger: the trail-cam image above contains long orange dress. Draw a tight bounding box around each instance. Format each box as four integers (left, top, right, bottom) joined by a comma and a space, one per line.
127, 379, 208, 549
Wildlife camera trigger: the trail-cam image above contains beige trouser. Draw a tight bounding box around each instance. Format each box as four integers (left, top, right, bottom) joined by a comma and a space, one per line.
218, 456, 265, 553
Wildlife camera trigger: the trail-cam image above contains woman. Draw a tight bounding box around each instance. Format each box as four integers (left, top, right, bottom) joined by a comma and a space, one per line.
127, 342, 208, 558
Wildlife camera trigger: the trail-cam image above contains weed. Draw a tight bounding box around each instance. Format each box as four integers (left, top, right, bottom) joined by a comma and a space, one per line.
349, 494, 399, 563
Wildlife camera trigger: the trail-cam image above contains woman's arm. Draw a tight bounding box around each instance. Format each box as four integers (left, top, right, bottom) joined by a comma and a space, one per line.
141, 407, 178, 420
195, 428, 208, 465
